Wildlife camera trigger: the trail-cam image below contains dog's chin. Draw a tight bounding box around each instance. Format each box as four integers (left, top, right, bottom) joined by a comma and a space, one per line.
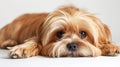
56, 51, 92, 57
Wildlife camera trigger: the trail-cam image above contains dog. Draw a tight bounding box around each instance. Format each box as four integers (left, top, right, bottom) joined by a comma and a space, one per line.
0, 5, 120, 58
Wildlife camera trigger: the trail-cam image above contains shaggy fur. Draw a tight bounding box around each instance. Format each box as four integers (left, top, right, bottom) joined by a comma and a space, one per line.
0, 5, 120, 58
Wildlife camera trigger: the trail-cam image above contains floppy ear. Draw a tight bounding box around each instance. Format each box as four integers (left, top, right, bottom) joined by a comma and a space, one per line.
98, 23, 111, 45
102, 24, 111, 42
88, 15, 120, 56
98, 23, 120, 56
87, 15, 111, 47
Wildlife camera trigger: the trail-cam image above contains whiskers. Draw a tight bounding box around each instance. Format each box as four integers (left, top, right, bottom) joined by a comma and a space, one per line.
52, 43, 67, 57
52, 43, 79, 57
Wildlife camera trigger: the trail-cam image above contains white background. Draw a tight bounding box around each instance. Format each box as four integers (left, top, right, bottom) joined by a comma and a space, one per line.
0, 0, 120, 67
0, 0, 120, 44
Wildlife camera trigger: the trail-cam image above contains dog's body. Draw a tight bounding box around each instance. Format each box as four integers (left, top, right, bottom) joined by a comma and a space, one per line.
0, 13, 48, 45
0, 5, 120, 58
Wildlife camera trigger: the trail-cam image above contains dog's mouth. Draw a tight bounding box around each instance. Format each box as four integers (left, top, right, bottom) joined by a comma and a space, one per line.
53, 51, 91, 57
66, 52, 83, 57
59, 52, 77, 57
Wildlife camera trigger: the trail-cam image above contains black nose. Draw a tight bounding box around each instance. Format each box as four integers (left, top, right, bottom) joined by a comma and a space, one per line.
67, 42, 78, 52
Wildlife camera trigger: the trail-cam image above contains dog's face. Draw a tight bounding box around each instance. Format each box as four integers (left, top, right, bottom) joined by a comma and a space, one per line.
39, 6, 110, 57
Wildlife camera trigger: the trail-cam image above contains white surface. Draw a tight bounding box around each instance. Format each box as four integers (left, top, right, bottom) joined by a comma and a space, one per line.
0, 49, 120, 67
0, 0, 120, 67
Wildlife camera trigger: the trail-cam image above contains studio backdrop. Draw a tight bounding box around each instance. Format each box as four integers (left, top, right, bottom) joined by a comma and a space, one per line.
0, 0, 120, 44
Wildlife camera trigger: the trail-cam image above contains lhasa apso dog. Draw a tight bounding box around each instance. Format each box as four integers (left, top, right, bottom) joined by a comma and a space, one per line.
0, 5, 120, 58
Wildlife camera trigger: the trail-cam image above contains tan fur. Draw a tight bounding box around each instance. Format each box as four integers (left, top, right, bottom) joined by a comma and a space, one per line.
0, 13, 48, 46
0, 5, 120, 58
9, 39, 42, 58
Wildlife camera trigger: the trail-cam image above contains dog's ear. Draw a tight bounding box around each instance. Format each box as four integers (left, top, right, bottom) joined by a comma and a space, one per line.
88, 15, 112, 47
103, 24, 111, 41
98, 23, 120, 56
100, 23, 111, 43
97, 22, 112, 48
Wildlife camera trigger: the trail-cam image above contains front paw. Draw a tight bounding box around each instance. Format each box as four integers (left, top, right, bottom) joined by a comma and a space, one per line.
9, 46, 24, 59
9, 45, 39, 59
102, 46, 120, 56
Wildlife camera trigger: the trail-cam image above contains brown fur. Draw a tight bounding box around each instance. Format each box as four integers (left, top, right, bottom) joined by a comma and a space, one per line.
0, 5, 120, 58
0, 13, 48, 48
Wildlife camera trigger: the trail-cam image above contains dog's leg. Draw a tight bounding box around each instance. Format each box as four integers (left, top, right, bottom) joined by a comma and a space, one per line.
100, 44, 120, 56
9, 40, 42, 59
0, 40, 18, 49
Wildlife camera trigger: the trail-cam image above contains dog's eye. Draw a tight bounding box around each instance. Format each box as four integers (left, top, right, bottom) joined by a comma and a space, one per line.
56, 31, 64, 38
80, 31, 87, 39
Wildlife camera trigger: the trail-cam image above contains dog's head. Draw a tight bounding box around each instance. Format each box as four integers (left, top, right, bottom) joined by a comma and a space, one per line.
38, 5, 111, 57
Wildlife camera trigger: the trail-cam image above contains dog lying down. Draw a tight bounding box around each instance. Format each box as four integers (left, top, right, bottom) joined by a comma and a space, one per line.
0, 5, 120, 59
